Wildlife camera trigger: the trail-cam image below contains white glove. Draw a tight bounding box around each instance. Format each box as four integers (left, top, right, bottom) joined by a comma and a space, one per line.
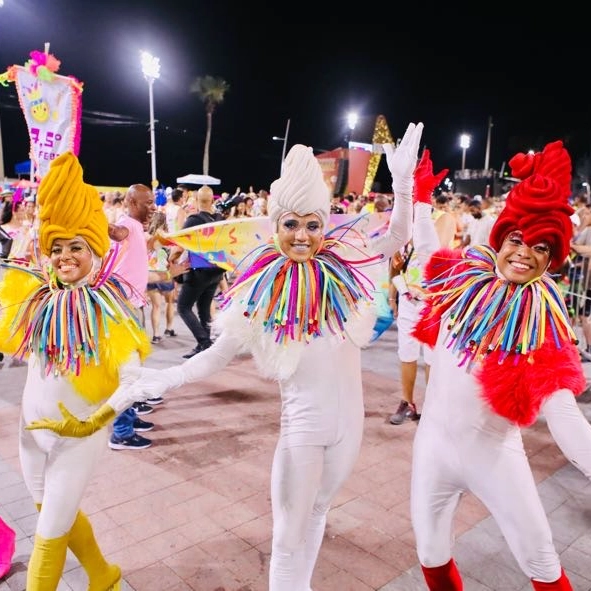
131, 366, 184, 400
383, 122, 424, 196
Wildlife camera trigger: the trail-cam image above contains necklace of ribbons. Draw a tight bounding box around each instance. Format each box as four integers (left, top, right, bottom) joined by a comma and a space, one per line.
220, 238, 380, 345
2, 248, 141, 376
424, 245, 577, 370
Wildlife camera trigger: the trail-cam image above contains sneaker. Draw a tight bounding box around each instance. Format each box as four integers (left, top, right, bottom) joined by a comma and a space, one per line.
182, 346, 202, 359
164, 329, 177, 337
132, 401, 154, 415
183, 341, 213, 359
389, 400, 421, 425
146, 396, 164, 405
133, 417, 154, 432
108, 433, 152, 450
151, 335, 162, 344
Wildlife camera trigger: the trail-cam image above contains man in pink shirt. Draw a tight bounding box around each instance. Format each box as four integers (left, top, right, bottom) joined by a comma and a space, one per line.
108, 184, 159, 450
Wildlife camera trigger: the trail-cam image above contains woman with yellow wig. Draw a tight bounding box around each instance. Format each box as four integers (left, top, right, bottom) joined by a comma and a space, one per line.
0, 152, 151, 590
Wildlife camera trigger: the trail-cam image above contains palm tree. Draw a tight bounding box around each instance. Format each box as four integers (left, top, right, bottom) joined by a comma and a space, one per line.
189, 75, 230, 175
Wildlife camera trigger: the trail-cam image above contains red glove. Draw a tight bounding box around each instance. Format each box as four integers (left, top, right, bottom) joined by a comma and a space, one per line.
413, 149, 449, 204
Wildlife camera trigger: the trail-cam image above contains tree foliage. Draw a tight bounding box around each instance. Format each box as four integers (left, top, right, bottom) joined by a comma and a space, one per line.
190, 75, 230, 176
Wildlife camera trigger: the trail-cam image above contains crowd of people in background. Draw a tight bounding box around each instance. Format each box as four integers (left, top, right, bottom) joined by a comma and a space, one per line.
4, 181, 591, 374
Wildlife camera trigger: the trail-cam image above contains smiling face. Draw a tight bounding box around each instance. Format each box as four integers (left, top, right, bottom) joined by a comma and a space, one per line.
126, 184, 157, 225
50, 237, 94, 284
276, 212, 323, 263
496, 230, 551, 284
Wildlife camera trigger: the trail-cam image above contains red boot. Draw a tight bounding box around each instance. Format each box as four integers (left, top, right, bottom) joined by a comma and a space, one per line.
421, 558, 463, 590
531, 569, 573, 590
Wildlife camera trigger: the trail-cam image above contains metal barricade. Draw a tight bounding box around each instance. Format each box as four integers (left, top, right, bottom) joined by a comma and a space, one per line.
562, 255, 591, 361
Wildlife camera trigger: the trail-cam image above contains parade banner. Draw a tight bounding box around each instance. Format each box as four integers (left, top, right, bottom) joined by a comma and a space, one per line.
1, 48, 83, 180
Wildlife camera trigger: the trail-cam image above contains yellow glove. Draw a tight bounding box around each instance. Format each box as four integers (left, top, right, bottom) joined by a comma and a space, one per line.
26, 402, 116, 437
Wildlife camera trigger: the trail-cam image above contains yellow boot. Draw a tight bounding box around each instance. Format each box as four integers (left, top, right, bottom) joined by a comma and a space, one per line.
26, 532, 69, 591
67, 510, 121, 591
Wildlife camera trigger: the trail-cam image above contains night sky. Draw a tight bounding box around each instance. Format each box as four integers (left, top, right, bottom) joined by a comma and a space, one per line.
1, 1, 589, 195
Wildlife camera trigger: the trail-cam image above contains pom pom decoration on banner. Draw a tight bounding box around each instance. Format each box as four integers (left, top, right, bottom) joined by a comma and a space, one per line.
0, 45, 84, 180
25, 50, 61, 81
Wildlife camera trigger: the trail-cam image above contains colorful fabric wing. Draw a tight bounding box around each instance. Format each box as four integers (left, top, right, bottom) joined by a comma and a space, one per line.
159, 216, 270, 273
160, 212, 391, 274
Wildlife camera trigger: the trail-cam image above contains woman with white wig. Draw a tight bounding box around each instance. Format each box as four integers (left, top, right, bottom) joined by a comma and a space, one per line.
31, 122, 423, 590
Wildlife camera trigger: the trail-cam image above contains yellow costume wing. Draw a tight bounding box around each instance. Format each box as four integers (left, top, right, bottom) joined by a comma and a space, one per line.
0, 268, 41, 355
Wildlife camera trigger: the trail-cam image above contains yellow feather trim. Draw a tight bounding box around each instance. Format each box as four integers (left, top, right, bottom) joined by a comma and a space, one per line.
0, 269, 41, 355
0, 267, 151, 403
70, 319, 151, 403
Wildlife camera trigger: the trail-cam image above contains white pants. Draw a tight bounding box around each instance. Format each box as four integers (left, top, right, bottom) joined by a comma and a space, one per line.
396, 296, 433, 365
19, 414, 107, 538
268, 339, 365, 591
412, 334, 565, 582
19, 357, 109, 539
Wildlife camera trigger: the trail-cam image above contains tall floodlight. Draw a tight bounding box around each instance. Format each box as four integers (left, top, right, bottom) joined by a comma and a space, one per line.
140, 51, 160, 188
346, 112, 358, 146
460, 133, 471, 171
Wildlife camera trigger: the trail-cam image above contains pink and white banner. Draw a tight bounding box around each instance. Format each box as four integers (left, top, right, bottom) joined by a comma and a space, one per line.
12, 65, 82, 180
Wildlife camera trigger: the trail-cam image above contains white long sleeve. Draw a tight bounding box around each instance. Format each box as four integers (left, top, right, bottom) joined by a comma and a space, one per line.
542, 388, 591, 480
412, 202, 441, 268
132, 331, 242, 399
369, 191, 412, 259
104, 352, 143, 414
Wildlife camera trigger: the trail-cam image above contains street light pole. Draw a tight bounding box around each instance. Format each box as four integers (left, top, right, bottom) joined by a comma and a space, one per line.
345, 112, 358, 147
272, 118, 291, 175
484, 116, 493, 171
140, 51, 160, 189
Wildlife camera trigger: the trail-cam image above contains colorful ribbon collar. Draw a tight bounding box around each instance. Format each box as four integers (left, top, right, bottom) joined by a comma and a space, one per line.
221, 238, 378, 345
2, 248, 141, 376
425, 245, 577, 370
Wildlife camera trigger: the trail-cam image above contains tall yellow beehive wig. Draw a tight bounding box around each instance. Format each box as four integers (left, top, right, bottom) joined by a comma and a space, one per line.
37, 152, 110, 257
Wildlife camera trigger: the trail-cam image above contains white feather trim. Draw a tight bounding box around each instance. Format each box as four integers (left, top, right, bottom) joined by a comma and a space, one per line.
213, 297, 376, 381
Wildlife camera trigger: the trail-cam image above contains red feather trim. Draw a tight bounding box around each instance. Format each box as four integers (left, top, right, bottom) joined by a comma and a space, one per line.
412, 248, 466, 347
476, 339, 585, 426
422, 248, 462, 282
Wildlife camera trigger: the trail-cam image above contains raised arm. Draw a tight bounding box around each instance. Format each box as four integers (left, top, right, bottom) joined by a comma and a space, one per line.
412, 149, 449, 266
370, 122, 423, 258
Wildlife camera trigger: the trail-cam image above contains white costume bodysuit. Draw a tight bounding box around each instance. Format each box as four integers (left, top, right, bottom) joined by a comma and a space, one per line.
19, 352, 141, 538
410, 204, 591, 584
136, 195, 413, 591
0, 267, 149, 591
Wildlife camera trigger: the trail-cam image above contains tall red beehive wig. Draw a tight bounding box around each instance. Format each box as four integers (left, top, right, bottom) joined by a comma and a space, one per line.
489, 140, 574, 271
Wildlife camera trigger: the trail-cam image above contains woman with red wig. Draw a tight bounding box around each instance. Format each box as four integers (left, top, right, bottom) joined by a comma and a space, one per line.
410, 140, 591, 590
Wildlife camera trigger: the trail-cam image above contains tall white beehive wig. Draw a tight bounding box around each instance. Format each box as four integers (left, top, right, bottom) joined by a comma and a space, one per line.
268, 144, 330, 230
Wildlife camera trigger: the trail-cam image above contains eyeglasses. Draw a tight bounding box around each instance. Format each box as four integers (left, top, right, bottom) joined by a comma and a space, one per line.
280, 219, 323, 235
504, 232, 551, 256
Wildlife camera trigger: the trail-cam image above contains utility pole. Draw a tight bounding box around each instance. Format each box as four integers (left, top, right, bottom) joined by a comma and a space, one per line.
484, 116, 493, 171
